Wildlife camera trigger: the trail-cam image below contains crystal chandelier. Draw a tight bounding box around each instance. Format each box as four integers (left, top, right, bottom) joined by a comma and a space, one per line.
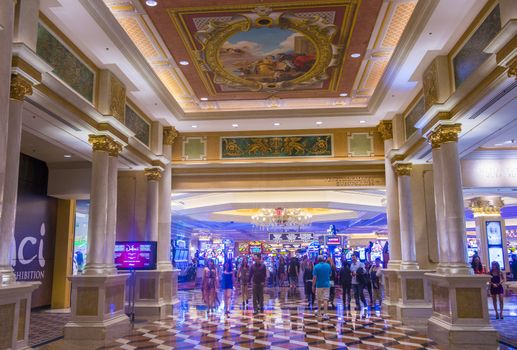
251, 208, 312, 231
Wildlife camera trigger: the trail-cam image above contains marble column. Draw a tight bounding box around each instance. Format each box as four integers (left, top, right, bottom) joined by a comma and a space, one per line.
0, 0, 15, 261
0, 75, 32, 284
144, 168, 161, 242
158, 127, 177, 270
428, 138, 449, 271
394, 163, 419, 270
377, 121, 401, 268
84, 135, 111, 275
104, 141, 122, 274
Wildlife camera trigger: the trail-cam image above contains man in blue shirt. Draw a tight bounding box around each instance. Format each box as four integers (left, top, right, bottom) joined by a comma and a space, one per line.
312, 255, 331, 319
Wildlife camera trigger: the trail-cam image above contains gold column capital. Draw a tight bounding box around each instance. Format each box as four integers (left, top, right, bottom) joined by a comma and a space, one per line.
144, 167, 162, 181
430, 123, 461, 146
377, 120, 393, 140
469, 197, 504, 217
508, 56, 517, 80
394, 162, 412, 176
108, 141, 123, 157
88, 135, 113, 152
163, 126, 179, 145
10, 74, 33, 101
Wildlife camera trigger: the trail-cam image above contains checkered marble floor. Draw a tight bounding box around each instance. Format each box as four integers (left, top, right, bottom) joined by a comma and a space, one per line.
97, 288, 440, 350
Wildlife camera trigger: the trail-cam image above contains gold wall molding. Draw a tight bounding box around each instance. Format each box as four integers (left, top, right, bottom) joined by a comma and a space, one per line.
88, 134, 113, 152
144, 167, 162, 181
163, 126, 179, 145
377, 120, 393, 140
10, 74, 33, 101
394, 162, 412, 176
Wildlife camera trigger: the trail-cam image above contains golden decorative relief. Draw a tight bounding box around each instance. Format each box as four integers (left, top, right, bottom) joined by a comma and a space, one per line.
508, 56, 517, 80
144, 167, 162, 181
108, 141, 123, 157
377, 120, 393, 140
394, 162, 412, 176
430, 123, 461, 145
469, 197, 503, 217
110, 75, 126, 123
10, 74, 33, 101
423, 59, 438, 110
326, 175, 385, 187
88, 134, 113, 153
163, 126, 179, 145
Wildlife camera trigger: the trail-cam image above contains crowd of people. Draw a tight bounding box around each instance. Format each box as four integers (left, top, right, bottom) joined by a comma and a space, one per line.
200, 252, 384, 319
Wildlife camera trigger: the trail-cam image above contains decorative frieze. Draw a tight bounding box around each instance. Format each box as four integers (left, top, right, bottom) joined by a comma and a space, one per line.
469, 197, 504, 217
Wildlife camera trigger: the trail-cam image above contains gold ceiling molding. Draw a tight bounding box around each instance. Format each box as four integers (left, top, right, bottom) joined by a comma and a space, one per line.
194, 6, 342, 92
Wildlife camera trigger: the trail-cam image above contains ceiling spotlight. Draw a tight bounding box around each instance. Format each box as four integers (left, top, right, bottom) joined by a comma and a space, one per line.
200, 97, 208, 101
191, 125, 198, 128
359, 120, 366, 124
232, 123, 239, 128
64, 154, 72, 158
179, 60, 189, 66
145, 0, 158, 6
339, 92, 348, 97
316, 121, 323, 125
350, 53, 361, 58
273, 122, 280, 126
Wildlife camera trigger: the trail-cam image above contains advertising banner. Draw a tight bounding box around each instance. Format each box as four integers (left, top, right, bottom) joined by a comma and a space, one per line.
268, 232, 314, 243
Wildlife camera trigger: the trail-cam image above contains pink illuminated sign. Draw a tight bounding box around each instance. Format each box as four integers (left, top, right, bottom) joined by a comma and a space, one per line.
114, 241, 157, 270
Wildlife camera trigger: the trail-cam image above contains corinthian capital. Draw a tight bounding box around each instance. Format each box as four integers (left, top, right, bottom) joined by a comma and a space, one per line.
144, 168, 162, 181
88, 135, 113, 152
377, 120, 393, 140
163, 126, 179, 145
394, 162, 412, 176
430, 124, 461, 145
10, 74, 33, 101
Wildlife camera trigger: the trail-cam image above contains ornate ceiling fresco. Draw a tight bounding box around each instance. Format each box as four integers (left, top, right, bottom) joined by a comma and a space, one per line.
104, 0, 417, 113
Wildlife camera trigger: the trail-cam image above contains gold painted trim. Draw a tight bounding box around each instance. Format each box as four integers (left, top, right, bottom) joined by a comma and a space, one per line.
11, 56, 42, 83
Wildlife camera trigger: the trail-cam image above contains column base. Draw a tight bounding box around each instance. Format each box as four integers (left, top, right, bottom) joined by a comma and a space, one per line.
132, 269, 179, 319
395, 270, 433, 332
400, 261, 419, 270
381, 269, 400, 318
65, 274, 130, 341
425, 272, 498, 350
0, 282, 40, 350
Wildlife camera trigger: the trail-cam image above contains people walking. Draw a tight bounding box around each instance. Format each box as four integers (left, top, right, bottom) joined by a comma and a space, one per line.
289, 256, 300, 289
340, 259, 352, 310
370, 258, 383, 307
304, 260, 315, 308
327, 257, 337, 309
249, 254, 267, 315
313, 255, 331, 320
202, 259, 218, 313
221, 260, 234, 316
490, 261, 506, 319
238, 258, 250, 308
278, 256, 286, 287
350, 253, 367, 310
363, 261, 373, 306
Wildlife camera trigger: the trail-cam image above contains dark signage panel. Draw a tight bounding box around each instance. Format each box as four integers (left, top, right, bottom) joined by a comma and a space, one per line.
115, 241, 157, 270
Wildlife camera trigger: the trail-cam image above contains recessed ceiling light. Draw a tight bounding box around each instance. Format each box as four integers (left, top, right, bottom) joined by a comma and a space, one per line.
359, 120, 366, 124
316, 121, 323, 125
200, 97, 208, 101
179, 60, 189, 66
339, 92, 348, 97
191, 125, 198, 128
145, 0, 158, 6
64, 154, 72, 158
350, 53, 361, 58
273, 122, 280, 126
232, 123, 239, 128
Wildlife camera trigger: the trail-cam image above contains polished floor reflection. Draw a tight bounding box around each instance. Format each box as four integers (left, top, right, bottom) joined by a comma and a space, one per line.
95, 288, 439, 350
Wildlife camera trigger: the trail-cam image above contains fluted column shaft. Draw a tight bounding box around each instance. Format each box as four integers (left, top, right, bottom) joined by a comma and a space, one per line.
84, 135, 111, 275
157, 127, 177, 270
378, 121, 401, 268
145, 168, 161, 242
429, 124, 469, 274
104, 143, 121, 273
0, 77, 32, 283
430, 146, 449, 269
395, 163, 419, 270
0, 2, 15, 283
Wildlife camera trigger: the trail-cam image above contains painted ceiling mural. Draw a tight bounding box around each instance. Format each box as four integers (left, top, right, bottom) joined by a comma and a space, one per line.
105, 0, 417, 112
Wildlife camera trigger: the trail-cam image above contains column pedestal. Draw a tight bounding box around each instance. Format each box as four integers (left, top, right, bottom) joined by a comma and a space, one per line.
426, 273, 498, 350
382, 269, 400, 318
132, 269, 180, 318
395, 270, 433, 332
0, 282, 39, 350
64, 274, 130, 340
